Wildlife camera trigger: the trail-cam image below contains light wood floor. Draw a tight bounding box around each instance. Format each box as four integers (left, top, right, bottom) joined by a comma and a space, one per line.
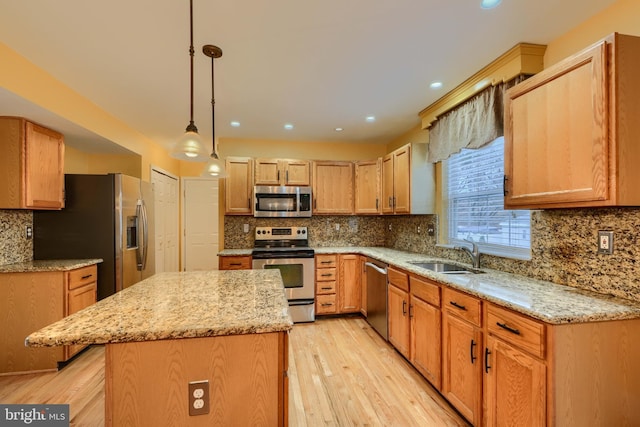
0, 316, 469, 426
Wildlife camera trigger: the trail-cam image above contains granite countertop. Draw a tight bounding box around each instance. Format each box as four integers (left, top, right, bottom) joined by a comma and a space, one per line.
0, 259, 103, 273
26, 270, 293, 348
219, 246, 640, 325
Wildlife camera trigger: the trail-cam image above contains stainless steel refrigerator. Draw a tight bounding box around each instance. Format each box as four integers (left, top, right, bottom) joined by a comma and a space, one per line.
34, 173, 154, 300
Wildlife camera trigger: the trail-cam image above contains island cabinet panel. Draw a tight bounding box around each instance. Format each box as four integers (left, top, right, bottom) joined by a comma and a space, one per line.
105, 332, 288, 427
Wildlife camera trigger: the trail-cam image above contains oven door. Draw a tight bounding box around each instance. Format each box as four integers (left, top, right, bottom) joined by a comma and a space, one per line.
252, 257, 315, 301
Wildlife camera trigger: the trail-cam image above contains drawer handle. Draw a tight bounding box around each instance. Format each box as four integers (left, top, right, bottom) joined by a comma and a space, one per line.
321, 287, 333, 290
402, 300, 407, 315
450, 301, 467, 311
230, 263, 242, 266
320, 261, 334, 264
81, 274, 93, 279
321, 273, 333, 277
485, 347, 491, 373
321, 303, 333, 307
496, 322, 521, 335
470, 339, 477, 364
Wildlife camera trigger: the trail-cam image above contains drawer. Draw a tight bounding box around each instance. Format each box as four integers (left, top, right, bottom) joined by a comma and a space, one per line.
316, 254, 337, 268
219, 256, 252, 270
442, 287, 482, 327
487, 304, 545, 358
67, 265, 97, 290
388, 267, 409, 293
316, 281, 336, 295
316, 267, 337, 281
410, 275, 440, 307
316, 294, 337, 314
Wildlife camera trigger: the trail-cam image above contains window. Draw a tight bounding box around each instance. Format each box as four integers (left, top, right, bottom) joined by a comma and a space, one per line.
443, 137, 530, 259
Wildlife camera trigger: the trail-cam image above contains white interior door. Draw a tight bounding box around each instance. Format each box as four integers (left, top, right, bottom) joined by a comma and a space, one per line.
182, 177, 219, 271
151, 168, 179, 273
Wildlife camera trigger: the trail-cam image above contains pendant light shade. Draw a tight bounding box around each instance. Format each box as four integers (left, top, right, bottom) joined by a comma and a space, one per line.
171, 0, 208, 162
201, 138, 226, 177
200, 44, 227, 177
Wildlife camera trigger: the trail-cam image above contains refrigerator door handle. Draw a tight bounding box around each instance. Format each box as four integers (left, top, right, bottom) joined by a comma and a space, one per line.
136, 200, 149, 271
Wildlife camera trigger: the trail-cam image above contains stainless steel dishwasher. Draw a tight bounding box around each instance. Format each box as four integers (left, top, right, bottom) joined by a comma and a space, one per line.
365, 258, 388, 341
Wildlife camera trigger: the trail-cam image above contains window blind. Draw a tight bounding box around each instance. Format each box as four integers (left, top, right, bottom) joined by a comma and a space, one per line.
445, 137, 530, 258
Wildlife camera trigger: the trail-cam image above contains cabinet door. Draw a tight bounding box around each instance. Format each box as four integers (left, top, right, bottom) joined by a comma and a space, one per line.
388, 284, 410, 358
359, 256, 367, 316
442, 312, 483, 426
312, 161, 354, 214
381, 154, 394, 213
283, 160, 310, 186
225, 157, 254, 214
484, 335, 546, 427
504, 41, 608, 208
411, 296, 441, 390
24, 121, 65, 209
354, 159, 381, 214
392, 145, 411, 214
338, 254, 361, 313
254, 158, 281, 185
66, 281, 97, 359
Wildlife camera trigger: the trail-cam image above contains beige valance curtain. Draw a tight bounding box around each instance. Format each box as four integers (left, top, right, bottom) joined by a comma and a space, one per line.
427, 76, 525, 163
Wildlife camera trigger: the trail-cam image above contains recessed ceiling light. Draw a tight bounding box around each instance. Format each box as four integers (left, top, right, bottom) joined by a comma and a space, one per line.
480, 0, 502, 9
284, 123, 294, 130
430, 81, 443, 89
230, 121, 240, 127
335, 127, 344, 132
365, 116, 376, 123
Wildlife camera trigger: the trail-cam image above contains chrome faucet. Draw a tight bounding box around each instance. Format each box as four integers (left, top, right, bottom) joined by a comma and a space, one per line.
454, 239, 481, 269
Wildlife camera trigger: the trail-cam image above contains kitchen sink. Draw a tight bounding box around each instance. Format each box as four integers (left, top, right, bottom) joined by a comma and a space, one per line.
408, 261, 483, 274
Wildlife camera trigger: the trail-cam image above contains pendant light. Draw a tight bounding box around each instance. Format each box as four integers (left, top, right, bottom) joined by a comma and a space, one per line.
201, 44, 227, 177
171, 0, 207, 161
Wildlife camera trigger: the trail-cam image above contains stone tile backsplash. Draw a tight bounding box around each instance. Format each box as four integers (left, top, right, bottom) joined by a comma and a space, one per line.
0, 210, 33, 265
226, 208, 640, 302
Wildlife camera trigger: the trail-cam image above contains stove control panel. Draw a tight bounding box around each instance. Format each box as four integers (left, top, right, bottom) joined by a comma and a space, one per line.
255, 226, 307, 240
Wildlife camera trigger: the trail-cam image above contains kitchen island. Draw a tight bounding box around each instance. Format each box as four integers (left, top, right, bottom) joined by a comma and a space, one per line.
26, 270, 293, 427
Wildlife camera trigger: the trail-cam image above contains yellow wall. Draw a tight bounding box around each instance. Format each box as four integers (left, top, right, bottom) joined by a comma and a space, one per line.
386, 124, 429, 153
0, 42, 180, 181
544, 0, 640, 66
64, 145, 90, 174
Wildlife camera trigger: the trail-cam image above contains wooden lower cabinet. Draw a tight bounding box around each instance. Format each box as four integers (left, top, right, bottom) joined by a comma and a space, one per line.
338, 254, 361, 313
410, 296, 441, 389
316, 254, 361, 315
219, 255, 252, 270
388, 282, 410, 358
0, 264, 97, 373
442, 311, 483, 426
484, 335, 546, 426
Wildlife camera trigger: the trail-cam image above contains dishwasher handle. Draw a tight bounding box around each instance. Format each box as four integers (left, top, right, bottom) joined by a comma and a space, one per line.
365, 262, 388, 275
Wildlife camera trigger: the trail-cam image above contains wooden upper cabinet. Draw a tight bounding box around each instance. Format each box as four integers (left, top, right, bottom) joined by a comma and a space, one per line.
0, 117, 65, 210
381, 143, 435, 214
255, 158, 310, 186
505, 33, 640, 208
312, 161, 354, 214
354, 159, 381, 214
225, 157, 254, 215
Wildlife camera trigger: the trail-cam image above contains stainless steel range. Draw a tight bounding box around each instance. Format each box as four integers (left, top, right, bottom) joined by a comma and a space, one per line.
251, 226, 315, 323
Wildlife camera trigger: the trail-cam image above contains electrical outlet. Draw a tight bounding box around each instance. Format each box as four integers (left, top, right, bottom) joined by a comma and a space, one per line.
25, 226, 33, 239
188, 380, 210, 416
427, 224, 435, 237
334, 223, 340, 231
243, 223, 249, 233
388, 224, 392, 231
597, 230, 614, 254
417, 226, 421, 234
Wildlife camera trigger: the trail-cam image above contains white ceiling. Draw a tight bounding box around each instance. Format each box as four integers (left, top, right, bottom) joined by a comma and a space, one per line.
0, 0, 616, 154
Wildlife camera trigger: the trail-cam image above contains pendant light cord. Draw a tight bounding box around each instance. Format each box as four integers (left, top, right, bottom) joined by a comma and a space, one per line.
210, 52, 217, 158
186, 0, 197, 132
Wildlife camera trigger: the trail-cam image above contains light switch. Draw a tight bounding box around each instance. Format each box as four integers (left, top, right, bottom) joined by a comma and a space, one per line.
597, 230, 613, 254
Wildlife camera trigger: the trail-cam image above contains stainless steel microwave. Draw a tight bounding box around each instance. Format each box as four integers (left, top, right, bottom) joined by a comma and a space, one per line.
254, 185, 312, 217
